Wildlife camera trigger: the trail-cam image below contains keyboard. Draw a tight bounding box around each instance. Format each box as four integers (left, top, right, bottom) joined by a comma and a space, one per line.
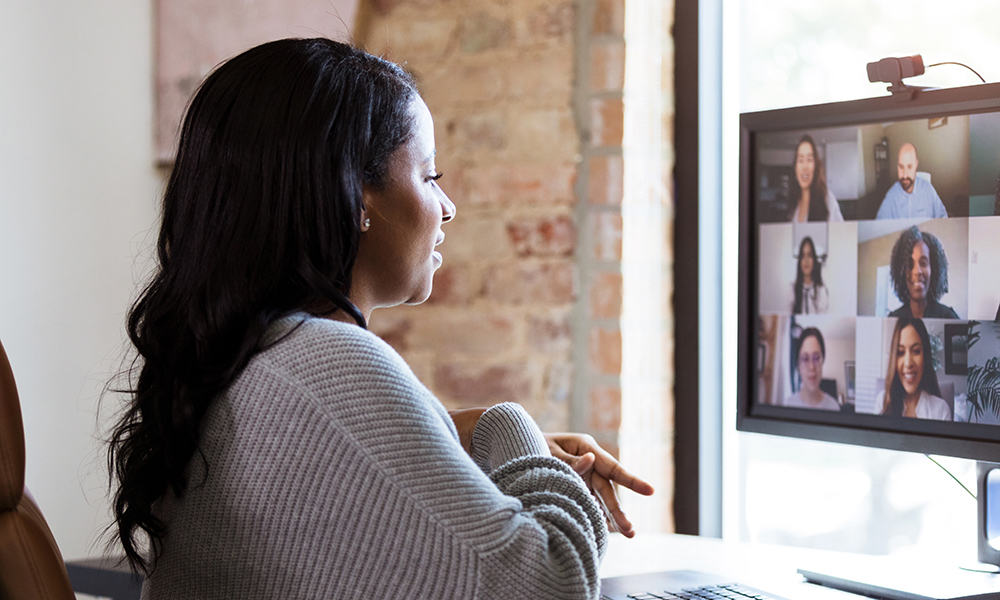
600, 571, 790, 600
604, 582, 780, 599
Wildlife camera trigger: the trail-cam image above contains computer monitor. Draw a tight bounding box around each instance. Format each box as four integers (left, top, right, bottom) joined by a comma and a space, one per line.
737, 81, 1000, 595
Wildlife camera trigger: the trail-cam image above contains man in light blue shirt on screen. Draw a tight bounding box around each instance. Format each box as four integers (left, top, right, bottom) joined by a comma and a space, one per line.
876, 143, 949, 219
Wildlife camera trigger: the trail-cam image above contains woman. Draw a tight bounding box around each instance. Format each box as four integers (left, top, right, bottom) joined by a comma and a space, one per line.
888, 226, 959, 319
790, 236, 829, 314
876, 317, 952, 420
787, 135, 844, 223
107, 39, 651, 599
783, 327, 839, 411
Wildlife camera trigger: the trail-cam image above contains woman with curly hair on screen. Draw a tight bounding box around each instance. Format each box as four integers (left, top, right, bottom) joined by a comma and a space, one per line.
875, 317, 951, 420
888, 226, 958, 319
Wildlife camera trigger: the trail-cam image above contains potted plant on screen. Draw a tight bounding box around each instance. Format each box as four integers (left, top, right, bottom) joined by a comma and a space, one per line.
966, 321, 1000, 422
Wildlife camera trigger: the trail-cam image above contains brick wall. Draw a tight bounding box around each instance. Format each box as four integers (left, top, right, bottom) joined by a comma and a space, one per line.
354, 0, 672, 523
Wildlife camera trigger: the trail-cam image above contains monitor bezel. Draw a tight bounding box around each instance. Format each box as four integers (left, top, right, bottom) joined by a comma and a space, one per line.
737, 82, 1000, 463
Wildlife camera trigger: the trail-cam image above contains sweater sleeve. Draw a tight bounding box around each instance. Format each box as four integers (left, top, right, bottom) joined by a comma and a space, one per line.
468, 402, 607, 599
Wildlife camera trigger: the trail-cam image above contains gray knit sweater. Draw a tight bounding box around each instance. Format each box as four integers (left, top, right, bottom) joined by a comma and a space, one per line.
142, 315, 607, 599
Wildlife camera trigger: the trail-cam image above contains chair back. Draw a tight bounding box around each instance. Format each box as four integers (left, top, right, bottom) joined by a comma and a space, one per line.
0, 338, 75, 599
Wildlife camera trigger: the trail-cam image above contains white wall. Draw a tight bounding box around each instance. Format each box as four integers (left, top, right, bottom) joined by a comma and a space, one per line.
0, 1, 160, 559
969, 216, 1000, 320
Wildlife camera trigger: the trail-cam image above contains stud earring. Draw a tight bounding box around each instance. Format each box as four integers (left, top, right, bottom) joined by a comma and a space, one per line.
363, 218, 371, 229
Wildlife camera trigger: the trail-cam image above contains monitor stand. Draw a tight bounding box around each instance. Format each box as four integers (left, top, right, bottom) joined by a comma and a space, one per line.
797, 462, 1000, 600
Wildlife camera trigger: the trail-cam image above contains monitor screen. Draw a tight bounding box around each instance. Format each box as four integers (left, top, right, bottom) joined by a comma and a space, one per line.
738, 82, 1000, 462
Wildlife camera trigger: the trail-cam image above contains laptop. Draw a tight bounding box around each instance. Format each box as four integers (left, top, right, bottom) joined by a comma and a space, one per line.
599, 570, 791, 600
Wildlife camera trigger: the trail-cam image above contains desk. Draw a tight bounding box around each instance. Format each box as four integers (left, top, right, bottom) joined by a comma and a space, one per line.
600, 533, 1000, 599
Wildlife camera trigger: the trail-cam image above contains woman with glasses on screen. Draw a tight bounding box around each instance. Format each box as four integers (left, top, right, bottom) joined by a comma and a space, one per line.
789, 236, 829, 314
875, 317, 952, 420
784, 327, 840, 411
786, 135, 844, 223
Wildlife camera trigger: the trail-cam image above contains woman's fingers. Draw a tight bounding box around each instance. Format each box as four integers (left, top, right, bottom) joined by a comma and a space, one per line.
544, 432, 654, 536
595, 457, 655, 496
590, 474, 634, 537
548, 439, 597, 476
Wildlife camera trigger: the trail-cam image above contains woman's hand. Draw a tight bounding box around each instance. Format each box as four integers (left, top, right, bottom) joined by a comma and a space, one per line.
544, 433, 655, 538
449, 408, 488, 454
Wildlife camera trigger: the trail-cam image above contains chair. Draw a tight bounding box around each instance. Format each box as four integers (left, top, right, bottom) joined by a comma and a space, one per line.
0, 337, 142, 599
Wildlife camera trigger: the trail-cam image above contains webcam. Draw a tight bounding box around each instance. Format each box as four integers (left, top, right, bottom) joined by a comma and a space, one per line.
867, 55, 928, 99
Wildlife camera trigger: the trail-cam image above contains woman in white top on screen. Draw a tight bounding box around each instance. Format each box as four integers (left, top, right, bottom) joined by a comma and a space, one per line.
790, 236, 829, 314
875, 317, 952, 420
784, 327, 840, 411
787, 134, 844, 223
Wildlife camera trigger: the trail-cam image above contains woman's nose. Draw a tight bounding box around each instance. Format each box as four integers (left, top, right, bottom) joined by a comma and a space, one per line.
441, 192, 456, 223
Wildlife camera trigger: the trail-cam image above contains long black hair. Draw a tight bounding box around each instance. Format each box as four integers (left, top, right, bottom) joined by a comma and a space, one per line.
883, 317, 941, 417
787, 135, 829, 221
792, 236, 823, 314
107, 38, 418, 574
890, 226, 949, 305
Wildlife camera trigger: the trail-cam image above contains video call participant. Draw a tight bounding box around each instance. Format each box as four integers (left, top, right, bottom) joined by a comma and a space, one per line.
786, 135, 844, 222
888, 226, 958, 319
875, 317, 952, 420
790, 236, 828, 314
784, 327, 840, 411
875, 143, 948, 219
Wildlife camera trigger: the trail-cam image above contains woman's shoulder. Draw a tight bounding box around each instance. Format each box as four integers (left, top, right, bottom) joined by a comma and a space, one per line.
820, 391, 840, 410
232, 314, 450, 430
926, 301, 959, 319
873, 389, 886, 414
253, 313, 417, 391
267, 313, 396, 358
919, 390, 953, 421
826, 187, 844, 221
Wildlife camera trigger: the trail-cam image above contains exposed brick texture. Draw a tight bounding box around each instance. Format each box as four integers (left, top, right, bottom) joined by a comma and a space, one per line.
593, 212, 623, 261
587, 154, 624, 205
434, 361, 535, 407
588, 326, 622, 375
482, 262, 575, 305
592, 0, 625, 36
589, 97, 624, 147
590, 40, 626, 92
507, 215, 576, 257
589, 271, 623, 319
460, 162, 576, 207
589, 386, 622, 432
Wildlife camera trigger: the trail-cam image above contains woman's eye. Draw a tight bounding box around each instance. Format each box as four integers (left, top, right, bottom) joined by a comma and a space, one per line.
428, 172, 443, 182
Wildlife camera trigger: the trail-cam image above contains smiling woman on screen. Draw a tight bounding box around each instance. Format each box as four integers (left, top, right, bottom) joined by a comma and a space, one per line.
786, 134, 844, 223
875, 317, 951, 421
888, 226, 958, 319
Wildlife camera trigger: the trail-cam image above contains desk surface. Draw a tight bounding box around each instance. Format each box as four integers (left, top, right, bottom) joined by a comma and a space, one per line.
600, 533, 1000, 599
